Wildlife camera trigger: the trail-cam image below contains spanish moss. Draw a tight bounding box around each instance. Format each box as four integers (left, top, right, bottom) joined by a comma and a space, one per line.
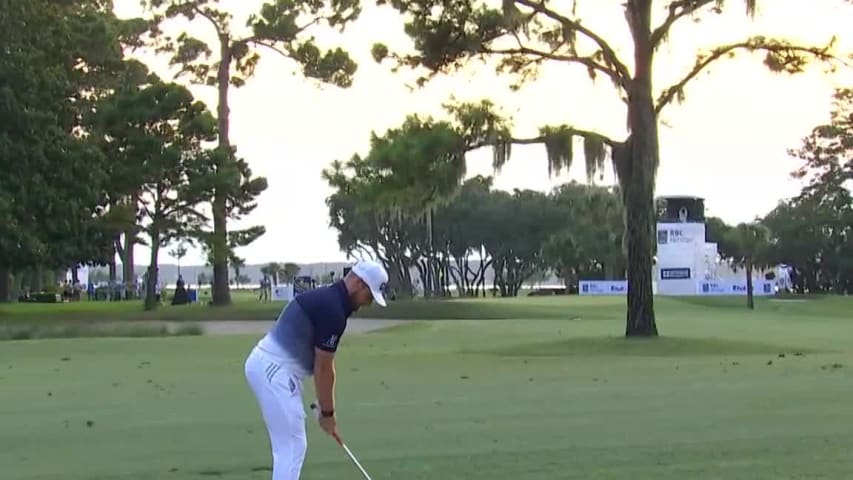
540, 126, 574, 177
583, 136, 607, 183
491, 137, 512, 172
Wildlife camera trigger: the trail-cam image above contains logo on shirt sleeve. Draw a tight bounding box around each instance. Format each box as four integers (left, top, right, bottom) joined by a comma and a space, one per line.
321, 334, 339, 349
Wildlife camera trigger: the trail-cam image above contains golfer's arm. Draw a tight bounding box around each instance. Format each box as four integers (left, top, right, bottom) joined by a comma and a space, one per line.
313, 348, 336, 412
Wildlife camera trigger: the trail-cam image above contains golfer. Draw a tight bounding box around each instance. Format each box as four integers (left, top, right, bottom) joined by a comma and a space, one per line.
244, 260, 389, 480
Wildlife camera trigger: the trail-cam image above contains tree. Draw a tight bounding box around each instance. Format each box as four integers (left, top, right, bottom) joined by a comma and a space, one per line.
543, 183, 626, 290
0, 0, 147, 301
724, 222, 772, 309
373, 0, 843, 336
439, 176, 496, 297
759, 86, 853, 294
231, 256, 246, 287
169, 241, 190, 278
484, 189, 559, 296
144, 0, 362, 306
791, 87, 853, 190
260, 262, 280, 285
763, 178, 853, 295
93, 78, 218, 309
282, 263, 302, 282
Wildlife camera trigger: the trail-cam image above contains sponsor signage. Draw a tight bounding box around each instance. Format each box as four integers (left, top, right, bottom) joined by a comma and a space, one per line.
660, 268, 691, 280
698, 281, 775, 296
579, 281, 628, 296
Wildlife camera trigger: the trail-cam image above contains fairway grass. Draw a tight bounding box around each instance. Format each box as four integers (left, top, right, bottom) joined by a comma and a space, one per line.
2, 296, 852, 479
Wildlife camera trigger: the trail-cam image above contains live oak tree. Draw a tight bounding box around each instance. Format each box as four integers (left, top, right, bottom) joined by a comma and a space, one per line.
0, 0, 146, 301
484, 189, 558, 297
543, 183, 626, 289
439, 176, 496, 297
373, 0, 844, 336
93, 78, 218, 309
144, 0, 361, 305
763, 88, 853, 294
762, 186, 853, 294
324, 100, 515, 297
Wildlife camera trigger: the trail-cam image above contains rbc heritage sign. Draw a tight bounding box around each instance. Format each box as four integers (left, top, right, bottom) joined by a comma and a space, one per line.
579, 281, 628, 296
699, 280, 775, 296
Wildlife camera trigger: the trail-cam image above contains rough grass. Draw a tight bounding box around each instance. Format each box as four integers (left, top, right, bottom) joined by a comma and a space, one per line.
2, 295, 852, 479
0, 290, 279, 323
7, 288, 839, 323
0, 321, 203, 341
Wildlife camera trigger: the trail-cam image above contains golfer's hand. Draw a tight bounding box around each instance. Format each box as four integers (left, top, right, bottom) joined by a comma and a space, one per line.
311, 402, 339, 438
318, 415, 338, 438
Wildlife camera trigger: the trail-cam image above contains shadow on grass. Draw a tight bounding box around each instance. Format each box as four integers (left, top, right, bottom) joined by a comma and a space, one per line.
473, 336, 828, 358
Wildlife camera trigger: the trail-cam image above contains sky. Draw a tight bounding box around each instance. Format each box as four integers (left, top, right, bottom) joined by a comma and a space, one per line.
111, 0, 853, 267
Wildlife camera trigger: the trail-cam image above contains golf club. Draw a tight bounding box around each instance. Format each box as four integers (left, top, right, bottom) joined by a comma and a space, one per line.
310, 403, 374, 480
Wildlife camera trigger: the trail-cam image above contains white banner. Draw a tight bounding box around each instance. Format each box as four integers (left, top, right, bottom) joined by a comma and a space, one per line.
579, 281, 628, 296
272, 284, 294, 301
698, 280, 775, 296
657, 223, 705, 249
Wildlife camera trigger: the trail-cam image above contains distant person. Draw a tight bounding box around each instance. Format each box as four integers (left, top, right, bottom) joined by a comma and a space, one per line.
259, 275, 271, 302
243, 260, 388, 480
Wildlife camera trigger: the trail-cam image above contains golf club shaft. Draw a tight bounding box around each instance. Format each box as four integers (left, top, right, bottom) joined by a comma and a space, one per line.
335, 435, 374, 480
310, 404, 374, 480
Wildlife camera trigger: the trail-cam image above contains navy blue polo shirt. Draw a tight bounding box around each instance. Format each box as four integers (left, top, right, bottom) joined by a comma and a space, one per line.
265, 280, 354, 377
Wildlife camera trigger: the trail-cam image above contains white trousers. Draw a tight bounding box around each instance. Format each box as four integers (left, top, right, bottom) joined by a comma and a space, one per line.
244, 345, 308, 480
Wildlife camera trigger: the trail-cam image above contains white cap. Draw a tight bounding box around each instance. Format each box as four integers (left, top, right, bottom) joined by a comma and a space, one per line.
351, 260, 389, 307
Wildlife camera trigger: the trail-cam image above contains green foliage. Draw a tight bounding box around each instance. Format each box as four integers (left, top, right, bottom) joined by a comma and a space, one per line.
759, 86, 853, 295
543, 183, 626, 288
145, 0, 361, 88
0, 0, 149, 292
90, 75, 219, 310
722, 221, 773, 308
374, 0, 847, 334
724, 223, 772, 269
705, 216, 738, 260
143, 0, 359, 304
790, 88, 853, 190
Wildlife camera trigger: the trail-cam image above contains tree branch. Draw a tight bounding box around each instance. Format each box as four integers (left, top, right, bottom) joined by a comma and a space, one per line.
514, 0, 632, 83
242, 14, 327, 45
510, 129, 618, 149
189, 4, 224, 38
651, 0, 717, 49
245, 39, 291, 60
468, 127, 619, 152
484, 45, 627, 91
656, 38, 838, 115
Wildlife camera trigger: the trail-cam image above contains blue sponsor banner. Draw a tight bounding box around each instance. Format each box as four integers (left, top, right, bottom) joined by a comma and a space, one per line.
698, 281, 775, 296
579, 281, 628, 296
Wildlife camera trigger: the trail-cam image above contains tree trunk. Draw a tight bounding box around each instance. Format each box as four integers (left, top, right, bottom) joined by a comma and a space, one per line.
123, 227, 135, 296
145, 229, 161, 311
212, 36, 233, 306
0, 266, 10, 303
746, 263, 755, 310
622, 0, 658, 337
450, 257, 464, 297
